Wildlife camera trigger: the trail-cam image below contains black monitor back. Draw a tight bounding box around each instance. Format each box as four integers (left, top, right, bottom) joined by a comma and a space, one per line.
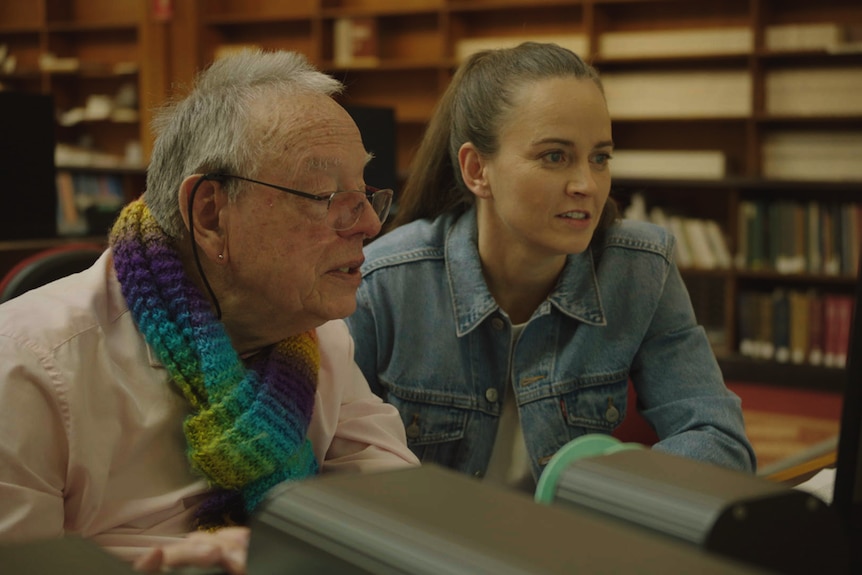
833, 255, 862, 572
0, 91, 57, 240
344, 105, 397, 193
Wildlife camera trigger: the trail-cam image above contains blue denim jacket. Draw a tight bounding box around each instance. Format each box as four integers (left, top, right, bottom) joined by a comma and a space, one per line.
346, 208, 756, 481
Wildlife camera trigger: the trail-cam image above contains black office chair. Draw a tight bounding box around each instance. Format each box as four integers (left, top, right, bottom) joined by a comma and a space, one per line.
0, 243, 105, 303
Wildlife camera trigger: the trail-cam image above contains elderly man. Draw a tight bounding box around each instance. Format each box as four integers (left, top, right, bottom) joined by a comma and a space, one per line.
0, 49, 418, 574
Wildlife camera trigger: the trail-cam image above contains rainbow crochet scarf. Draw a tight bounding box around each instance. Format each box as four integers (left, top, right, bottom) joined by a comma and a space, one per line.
109, 198, 319, 529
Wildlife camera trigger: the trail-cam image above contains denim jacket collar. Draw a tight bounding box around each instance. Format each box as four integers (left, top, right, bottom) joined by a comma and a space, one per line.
445, 208, 606, 337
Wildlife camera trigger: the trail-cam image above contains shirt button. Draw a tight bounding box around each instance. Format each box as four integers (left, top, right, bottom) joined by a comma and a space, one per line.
605, 404, 620, 423
485, 388, 499, 403
406, 422, 420, 439
490, 317, 505, 330
474, 470, 484, 478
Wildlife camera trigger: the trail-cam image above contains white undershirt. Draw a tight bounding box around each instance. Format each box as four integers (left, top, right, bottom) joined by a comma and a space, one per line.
484, 322, 535, 493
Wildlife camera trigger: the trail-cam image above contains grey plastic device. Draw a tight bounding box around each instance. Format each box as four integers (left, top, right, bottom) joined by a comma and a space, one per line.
246, 464, 770, 575
541, 448, 848, 574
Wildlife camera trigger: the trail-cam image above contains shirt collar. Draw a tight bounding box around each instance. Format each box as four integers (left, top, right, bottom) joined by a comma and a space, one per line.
445, 207, 606, 337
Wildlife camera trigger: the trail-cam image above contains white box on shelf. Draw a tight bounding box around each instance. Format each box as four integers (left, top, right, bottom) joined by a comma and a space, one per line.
601, 71, 751, 118
599, 27, 752, 59
611, 149, 726, 180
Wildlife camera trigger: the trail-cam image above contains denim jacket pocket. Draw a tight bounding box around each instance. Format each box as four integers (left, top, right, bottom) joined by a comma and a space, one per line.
385, 392, 469, 465
559, 373, 629, 433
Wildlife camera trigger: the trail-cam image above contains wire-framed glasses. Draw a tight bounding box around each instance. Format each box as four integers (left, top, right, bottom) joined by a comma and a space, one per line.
213, 173, 393, 231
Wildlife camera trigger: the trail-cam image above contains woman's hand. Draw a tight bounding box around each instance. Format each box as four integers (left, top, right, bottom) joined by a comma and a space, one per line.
133, 527, 250, 575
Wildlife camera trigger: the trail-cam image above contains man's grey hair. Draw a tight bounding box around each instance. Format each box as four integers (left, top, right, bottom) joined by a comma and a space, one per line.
144, 49, 344, 239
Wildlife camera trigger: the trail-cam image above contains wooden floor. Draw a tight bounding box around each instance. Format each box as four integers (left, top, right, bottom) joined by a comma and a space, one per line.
728, 382, 844, 476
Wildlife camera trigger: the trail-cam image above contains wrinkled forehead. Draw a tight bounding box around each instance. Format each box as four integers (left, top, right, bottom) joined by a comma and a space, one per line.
252, 91, 369, 177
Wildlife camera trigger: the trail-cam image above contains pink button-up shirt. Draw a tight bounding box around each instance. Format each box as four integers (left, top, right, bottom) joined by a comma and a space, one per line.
0, 251, 418, 561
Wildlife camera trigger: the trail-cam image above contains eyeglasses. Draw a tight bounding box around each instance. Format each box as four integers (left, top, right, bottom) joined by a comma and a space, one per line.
212, 173, 393, 231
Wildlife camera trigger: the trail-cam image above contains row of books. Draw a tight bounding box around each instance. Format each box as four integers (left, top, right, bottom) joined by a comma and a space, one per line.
56, 171, 126, 237
610, 138, 862, 183
56, 141, 144, 170
738, 289, 853, 369
333, 17, 379, 67
766, 67, 862, 116
57, 84, 139, 127
0, 46, 138, 76
762, 131, 862, 182
0, 44, 16, 74
611, 150, 727, 180
602, 68, 862, 120
602, 70, 752, 119
328, 20, 862, 68
736, 199, 861, 277
600, 22, 862, 58
765, 23, 862, 53
623, 193, 732, 270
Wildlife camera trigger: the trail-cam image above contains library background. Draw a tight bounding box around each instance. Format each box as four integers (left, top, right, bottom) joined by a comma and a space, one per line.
0, 0, 861, 394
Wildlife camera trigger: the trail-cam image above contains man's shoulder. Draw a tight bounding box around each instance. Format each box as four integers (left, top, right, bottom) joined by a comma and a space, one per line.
0, 256, 121, 352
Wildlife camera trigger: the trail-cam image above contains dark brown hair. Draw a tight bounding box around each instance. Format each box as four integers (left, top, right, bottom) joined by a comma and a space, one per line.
391, 41, 619, 231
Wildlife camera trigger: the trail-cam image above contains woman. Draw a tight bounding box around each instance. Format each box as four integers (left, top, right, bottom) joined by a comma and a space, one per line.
345, 42, 755, 491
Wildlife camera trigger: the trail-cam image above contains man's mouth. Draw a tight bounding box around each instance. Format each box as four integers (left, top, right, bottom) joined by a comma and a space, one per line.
334, 259, 364, 274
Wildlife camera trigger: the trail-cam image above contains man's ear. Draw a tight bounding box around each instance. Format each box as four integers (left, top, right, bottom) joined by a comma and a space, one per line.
178, 175, 228, 262
458, 142, 492, 199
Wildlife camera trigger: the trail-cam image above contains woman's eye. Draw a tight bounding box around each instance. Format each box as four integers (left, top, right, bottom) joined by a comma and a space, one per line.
593, 153, 613, 165
544, 151, 565, 164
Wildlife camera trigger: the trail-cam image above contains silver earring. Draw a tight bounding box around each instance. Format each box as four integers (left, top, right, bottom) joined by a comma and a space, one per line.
217, 254, 224, 260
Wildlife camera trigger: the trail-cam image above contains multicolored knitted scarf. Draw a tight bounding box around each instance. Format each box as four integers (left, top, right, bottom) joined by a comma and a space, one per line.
109, 198, 319, 529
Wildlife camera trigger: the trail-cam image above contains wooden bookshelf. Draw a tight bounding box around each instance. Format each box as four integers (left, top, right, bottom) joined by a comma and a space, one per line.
2, 0, 861, 388
0, 0, 167, 167
0, 0, 162, 253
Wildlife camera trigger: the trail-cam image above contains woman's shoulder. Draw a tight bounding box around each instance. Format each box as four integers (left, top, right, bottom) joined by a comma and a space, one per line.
362, 213, 456, 272
597, 219, 675, 261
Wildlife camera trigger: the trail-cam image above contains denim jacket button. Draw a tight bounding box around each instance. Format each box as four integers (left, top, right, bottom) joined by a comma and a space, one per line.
605, 405, 620, 423
406, 422, 420, 439
490, 317, 505, 330
485, 388, 499, 403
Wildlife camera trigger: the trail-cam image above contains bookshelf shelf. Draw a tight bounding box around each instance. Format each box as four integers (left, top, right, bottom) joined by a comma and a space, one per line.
755, 116, 862, 129
446, 1, 579, 13
593, 54, 753, 68
0, 25, 41, 34
205, 14, 315, 25
735, 271, 857, 286
324, 59, 448, 71
321, 6, 440, 18
757, 50, 862, 63
44, 22, 138, 32
679, 268, 733, 280
718, 355, 846, 392
0, 70, 42, 79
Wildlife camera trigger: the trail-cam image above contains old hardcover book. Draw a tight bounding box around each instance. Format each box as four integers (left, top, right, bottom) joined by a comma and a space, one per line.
808, 292, 825, 366
333, 17, 379, 67
772, 289, 791, 363
789, 290, 811, 365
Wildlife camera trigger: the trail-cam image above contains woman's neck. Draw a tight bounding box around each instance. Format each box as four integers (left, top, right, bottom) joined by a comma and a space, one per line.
476, 225, 565, 325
